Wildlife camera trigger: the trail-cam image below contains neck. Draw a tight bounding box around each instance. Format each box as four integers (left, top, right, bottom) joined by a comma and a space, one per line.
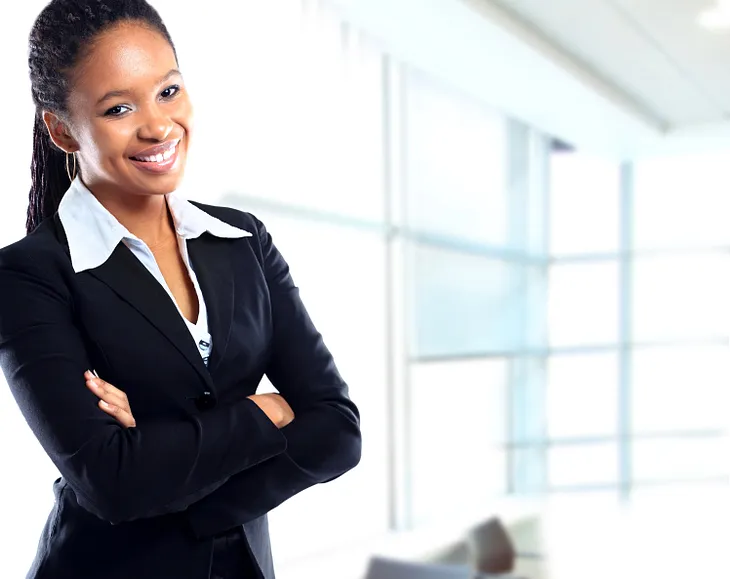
83, 179, 177, 248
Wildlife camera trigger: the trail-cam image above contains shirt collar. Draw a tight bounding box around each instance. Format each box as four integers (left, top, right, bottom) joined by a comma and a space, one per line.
57, 176, 251, 273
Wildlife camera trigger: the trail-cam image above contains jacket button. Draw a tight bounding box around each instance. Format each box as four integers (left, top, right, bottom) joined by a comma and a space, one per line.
195, 391, 216, 411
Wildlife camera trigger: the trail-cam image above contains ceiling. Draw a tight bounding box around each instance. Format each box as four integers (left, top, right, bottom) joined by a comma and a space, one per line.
327, 0, 730, 156
485, 0, 730, 130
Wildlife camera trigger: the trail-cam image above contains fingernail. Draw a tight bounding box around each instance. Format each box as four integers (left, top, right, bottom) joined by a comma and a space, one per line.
100, 400, 115, 410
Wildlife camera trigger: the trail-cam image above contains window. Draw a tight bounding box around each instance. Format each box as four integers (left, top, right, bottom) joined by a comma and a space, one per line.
412, 248, 527, 358
531, 148, 730, 504
404, 69, 509, 246
401, 66, 545, 527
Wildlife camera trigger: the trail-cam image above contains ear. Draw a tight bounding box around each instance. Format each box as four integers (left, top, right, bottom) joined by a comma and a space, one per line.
42, 111, 79, 154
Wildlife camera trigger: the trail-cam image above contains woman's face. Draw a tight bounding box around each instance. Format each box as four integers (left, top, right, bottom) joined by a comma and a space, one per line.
59, 22, 193, 199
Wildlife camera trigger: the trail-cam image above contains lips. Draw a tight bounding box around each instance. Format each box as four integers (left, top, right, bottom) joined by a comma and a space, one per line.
129, 139, 181, 174
130, 139, 180, 163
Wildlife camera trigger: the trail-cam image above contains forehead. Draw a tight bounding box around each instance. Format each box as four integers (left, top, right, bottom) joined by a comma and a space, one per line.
70, 22, 177, 99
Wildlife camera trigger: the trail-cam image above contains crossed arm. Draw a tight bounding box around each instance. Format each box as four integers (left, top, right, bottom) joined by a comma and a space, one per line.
86, 370, 295, 432
0, 216, 361, 537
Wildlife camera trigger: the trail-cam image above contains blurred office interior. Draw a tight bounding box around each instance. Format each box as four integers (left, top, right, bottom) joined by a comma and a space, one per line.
1, 0, 729, 577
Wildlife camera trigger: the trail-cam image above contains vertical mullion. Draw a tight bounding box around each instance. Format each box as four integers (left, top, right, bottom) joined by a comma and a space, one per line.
536, 137, 552, 496
506, 119, 525, 495
618, 161, 634, 501
383, 55, 412, 531
510, 130, 551, 495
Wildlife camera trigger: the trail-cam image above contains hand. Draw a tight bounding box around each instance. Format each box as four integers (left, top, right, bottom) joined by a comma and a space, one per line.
84, 370, 137, 428
247, 393, 295, 429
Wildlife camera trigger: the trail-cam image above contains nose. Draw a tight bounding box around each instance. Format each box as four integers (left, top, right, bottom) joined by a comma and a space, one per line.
137, 106, 174, 142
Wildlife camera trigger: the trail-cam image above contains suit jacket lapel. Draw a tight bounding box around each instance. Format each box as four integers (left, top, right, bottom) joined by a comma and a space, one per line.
87, 243, 214, 391
187, 233, 235, 376
52, 214, 234, 387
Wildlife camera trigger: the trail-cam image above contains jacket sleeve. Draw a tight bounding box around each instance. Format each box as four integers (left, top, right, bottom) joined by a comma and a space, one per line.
184, 216, 362, 539
0, 247, 288, 525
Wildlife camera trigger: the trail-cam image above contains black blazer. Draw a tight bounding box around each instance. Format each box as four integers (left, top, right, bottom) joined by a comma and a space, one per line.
0, 203, 361, 579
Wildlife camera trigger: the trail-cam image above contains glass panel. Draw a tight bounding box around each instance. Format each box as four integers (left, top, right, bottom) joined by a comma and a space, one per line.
547, 353, 618, 439
632, 437, 730, 482
632, 253, 730, 342
412, 246, 527, 357
511, 446, 545, 495
634, 152, 730, 250
632, 344, 730, 434
525, 132, 551, 256
630, 480, 730, 509
524, 266, 549, 351
410, 359, 508, 527
405, 69, 509, 245
511, 357, 547, 445
548, 443, 619, 487
549, 152, 620, 256
548, 262, 619, 347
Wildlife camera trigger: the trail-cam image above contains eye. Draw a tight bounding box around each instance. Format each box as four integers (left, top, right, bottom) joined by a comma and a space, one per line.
104, 104, 131, 117
160, 85, 181, 99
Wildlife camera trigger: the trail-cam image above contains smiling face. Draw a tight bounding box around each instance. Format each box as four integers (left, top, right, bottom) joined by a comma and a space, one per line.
47, 20, 193, 200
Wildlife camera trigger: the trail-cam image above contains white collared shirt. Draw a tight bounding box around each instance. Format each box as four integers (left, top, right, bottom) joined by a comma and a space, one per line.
58, 176, 251, 365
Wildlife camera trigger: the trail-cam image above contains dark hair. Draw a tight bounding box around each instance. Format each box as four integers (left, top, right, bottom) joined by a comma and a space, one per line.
26, 0, 177, 233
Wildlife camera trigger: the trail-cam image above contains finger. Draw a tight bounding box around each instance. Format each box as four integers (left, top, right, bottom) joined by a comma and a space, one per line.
84, 372, 129, 399
99, 400, 136, 428
86, 373, 128, 401
86, 379, 131, 413
99, 399, 135, 426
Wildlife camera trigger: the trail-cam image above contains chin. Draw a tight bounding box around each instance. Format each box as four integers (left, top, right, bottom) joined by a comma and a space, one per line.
144, 175, 185, 195
129, 164, 187, 196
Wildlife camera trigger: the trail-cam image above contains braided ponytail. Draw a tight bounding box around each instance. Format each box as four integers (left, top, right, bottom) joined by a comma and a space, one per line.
28, 113, 69, 233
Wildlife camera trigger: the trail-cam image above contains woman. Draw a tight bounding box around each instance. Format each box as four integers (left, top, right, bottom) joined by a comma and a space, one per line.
0, 1, 361, 578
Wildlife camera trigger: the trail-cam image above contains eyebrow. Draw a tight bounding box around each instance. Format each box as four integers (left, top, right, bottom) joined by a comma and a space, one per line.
96, 69, 182, 106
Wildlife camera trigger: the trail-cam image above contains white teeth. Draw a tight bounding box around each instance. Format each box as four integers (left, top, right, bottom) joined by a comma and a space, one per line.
133, 141, 178, 163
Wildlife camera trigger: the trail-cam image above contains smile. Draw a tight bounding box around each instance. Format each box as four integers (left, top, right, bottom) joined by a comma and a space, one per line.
129, 139, 180, 174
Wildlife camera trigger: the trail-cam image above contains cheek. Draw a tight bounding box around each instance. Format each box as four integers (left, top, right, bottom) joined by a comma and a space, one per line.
86, 122, 135, 160
176, 98, 194, 137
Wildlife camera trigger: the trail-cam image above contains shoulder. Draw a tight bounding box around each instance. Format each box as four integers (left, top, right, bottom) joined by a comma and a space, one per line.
187, 201, 267, 238
186, 201, 286, 273
0, 218, 67, 273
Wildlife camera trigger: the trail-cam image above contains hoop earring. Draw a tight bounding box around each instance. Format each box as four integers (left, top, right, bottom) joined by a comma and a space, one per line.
65, 152, 77, 182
